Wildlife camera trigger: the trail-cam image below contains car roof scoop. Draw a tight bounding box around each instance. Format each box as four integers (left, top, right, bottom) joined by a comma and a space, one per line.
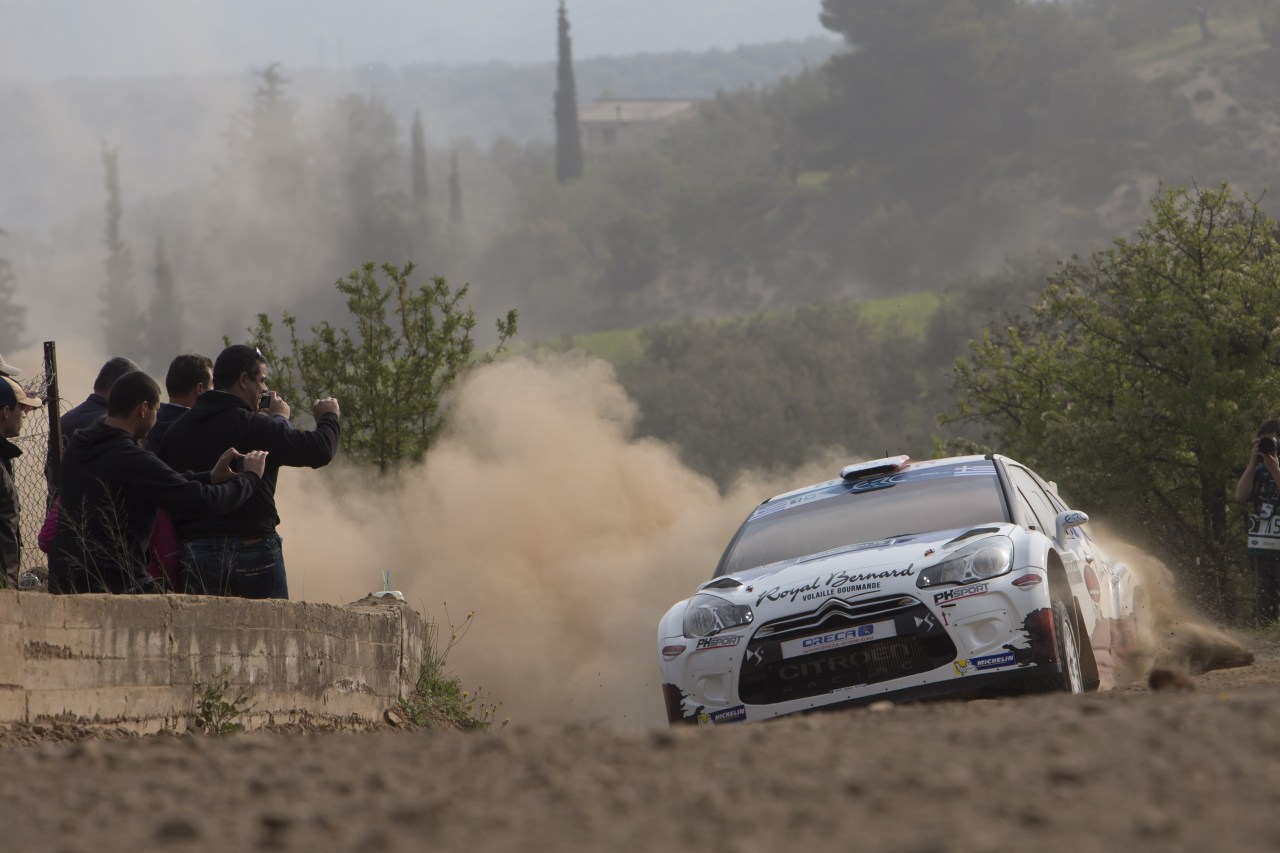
840, 455, 910, 481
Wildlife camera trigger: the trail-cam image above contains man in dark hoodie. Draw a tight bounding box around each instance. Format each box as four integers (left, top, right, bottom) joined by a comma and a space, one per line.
144, 353, 212, 452
49, 371, 268, 595
159, 345, 340, 599
60, 356, 139, 445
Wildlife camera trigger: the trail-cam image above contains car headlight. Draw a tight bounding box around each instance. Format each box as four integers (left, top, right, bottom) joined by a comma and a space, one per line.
916, 537, 1014, 588
682, 593, 754, 638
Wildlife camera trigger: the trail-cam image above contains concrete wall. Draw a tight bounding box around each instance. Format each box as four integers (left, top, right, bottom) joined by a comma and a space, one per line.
0, 590, 427, 733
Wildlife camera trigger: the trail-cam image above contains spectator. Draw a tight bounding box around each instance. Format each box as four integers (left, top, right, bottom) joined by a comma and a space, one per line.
1234, 418, 1280, 626
145, 353, 213, 453
159, 344, 340, 599
144, 353, 214, 590
61, 356, 138, 444
0, 376, 43, 587
49, 370, 267, 595
40, 497, 184, 591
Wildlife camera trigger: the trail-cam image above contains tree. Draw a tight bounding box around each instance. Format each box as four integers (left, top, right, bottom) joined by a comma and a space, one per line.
101, 145, 144, 357
411, 110, 428, 207
0, 235, 23, 349
1189, 1, 1216, 43
554, 1, 584, 183
247, 262, 517, 472
248, 63, 303, 199
316, 94, 410, 266
619, 303, 925, 485
147, 236, 182, 373
1082, 0, 1218, 45
1262, 0, 1280, 53
449, 149, 463, 224
945, 184, 1280, 617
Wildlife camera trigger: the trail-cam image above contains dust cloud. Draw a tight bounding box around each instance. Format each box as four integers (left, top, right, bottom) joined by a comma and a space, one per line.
275, 353, 841, 727
1092, 530, 1254, 678
270, 357, 1257, 728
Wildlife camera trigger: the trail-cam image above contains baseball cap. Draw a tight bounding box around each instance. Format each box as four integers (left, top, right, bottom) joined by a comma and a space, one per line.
0, 354, 21, 378
0, 377, 44, 409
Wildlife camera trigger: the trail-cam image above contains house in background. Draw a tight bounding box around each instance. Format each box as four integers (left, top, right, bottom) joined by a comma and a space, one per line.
578, 98, 701, 161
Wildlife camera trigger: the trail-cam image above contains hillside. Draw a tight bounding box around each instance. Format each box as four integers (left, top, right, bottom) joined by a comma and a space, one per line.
0, 37, 840, 231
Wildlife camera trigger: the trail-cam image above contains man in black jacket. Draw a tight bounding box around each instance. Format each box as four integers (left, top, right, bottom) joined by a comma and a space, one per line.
49, 371, 268, 595
159, 345, 340, 599
61, 356, 138, 445
144, 353, 212, 453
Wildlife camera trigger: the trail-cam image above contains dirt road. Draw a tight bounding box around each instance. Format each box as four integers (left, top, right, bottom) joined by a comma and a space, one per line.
2, 649, 1279, 852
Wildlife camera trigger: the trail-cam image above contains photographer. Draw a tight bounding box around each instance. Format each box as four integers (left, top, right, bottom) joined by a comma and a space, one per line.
158, 345, 340, 600
1234, 419, 1280, 626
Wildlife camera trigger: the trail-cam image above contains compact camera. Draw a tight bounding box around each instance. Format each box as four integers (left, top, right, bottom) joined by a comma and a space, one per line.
1260, 436, 1278, 456
259, 391, 272, 410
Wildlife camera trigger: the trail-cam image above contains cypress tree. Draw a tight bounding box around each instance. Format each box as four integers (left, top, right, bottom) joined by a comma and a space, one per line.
0, 230, 24, 349
148, 236, 182, 371
554, 1, 584, 183
411, 110, 428, 205
101, 145, 145, 358
449, 150, 463, 224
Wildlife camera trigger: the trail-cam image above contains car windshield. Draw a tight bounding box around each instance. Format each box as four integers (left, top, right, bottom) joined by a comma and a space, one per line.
715, 461, 1008, 577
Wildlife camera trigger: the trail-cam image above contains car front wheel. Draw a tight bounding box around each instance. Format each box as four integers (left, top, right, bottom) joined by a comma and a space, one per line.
1035, 597, 1084, 694
1052, 597, 1084, 693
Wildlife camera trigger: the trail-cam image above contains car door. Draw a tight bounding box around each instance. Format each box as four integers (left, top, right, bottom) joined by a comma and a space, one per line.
1039, 478, 1122, 624
1015, 466, 1124, 686
1005, 465, 1096, 621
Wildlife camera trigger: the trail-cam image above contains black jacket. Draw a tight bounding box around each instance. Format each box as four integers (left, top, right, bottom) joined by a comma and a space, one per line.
60, 393, 107, 446
0, 438, 21, 581
144, 401, 188, 453
159, 390, 340, 539
50, 421, 260, 592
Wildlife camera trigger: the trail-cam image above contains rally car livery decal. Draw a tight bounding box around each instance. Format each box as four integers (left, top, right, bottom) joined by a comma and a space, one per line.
954, 651, 1018, 675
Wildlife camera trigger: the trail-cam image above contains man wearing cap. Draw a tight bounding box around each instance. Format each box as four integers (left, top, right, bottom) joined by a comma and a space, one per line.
61, 356, 139, 444
159, 345, 340, 599
0, 375, 43, 587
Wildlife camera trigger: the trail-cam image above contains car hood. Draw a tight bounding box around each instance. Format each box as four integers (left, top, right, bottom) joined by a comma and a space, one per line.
704, 523, 1015, 612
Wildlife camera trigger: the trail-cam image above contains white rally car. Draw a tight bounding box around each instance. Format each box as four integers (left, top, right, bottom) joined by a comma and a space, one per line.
657, 455, 1144, 726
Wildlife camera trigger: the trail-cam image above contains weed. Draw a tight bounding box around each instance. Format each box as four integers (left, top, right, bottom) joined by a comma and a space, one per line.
398, 608, 506, 731
192, 669, 252, 735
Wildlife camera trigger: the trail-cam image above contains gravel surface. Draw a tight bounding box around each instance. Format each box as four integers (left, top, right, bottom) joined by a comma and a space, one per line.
2, 647, 1278, 852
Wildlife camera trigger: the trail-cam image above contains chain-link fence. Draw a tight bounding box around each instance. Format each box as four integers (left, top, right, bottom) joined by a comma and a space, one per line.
10, 342, 61, 579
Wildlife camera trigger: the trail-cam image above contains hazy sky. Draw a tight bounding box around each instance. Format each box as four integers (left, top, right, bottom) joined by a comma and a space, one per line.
0, 0, 830, 81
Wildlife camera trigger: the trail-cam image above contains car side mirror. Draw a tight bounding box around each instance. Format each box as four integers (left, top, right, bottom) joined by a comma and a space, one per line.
1055, 510, 1089, 549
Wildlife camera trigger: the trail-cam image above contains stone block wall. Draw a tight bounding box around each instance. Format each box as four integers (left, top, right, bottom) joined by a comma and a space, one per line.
0, 591, 426, 732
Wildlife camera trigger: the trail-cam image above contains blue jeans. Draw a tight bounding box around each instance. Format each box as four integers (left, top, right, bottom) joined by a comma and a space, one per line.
181, 535, 289, 600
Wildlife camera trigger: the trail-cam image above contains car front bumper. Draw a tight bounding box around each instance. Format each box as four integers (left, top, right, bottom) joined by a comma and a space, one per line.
659, 575, 1058, 725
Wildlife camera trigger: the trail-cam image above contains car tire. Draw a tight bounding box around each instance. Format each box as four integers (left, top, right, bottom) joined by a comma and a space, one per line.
1039, 597, 1084, 694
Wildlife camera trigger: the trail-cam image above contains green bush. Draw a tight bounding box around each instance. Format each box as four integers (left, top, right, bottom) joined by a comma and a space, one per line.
398, 611, 503, 731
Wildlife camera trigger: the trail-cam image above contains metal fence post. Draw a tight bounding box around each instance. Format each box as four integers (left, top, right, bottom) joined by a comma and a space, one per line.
43, 340, 60, 504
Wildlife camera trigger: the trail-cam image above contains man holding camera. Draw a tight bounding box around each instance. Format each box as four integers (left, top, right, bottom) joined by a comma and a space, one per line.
1234, 419, 1280, 626
49, 371, 268, 595
158, 344, 340, 599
